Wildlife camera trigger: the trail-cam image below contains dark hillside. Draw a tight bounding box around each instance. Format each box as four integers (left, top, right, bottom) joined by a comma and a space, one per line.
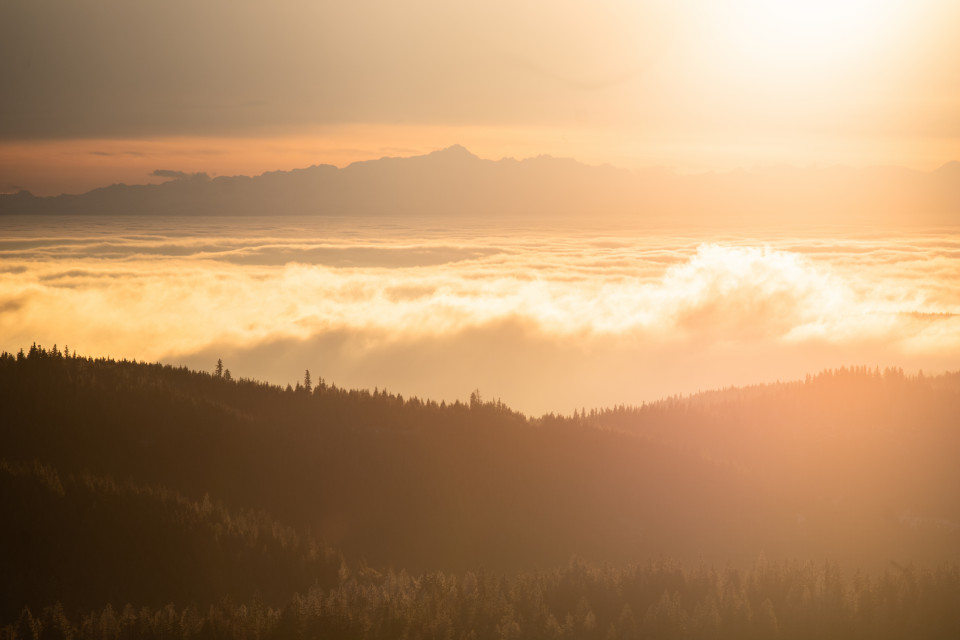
0, 460, 340, 621
588, 367, 960, 567
0, 346, 768, 575
2, 345, 959, 628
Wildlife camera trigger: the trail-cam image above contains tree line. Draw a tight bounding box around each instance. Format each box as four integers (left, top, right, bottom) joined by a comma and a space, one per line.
5, 556, 958, 640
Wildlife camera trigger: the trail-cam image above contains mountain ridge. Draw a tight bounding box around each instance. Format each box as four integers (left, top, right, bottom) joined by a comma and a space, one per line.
2, 344, 959, 633
2, 146, 957, 224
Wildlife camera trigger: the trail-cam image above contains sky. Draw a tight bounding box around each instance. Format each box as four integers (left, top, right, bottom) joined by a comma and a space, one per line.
2, 0, 959, 195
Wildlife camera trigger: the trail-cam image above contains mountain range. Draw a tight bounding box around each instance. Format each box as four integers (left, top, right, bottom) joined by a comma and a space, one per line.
3, 146, 958, 225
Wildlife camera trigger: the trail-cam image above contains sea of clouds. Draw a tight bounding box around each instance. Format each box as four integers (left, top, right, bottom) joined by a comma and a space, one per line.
1, 216, 957, 414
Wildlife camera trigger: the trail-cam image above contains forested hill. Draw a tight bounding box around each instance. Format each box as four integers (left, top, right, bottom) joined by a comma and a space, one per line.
2, 345, 959, 632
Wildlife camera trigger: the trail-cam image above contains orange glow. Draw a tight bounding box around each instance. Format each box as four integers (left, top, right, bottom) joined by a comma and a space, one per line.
2, 1, 958, 195
2, 219, 957, 414
0, 126, 586, 196
717, 0, 901, 67
2, 125, 957, 197
2, 0, 960, 623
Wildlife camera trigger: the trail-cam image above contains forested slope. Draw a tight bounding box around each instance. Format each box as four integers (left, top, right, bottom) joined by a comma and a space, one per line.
589, 366, 960, 566
0, 460, 341, 617
2, 345, 958, 637
1, 345, 770, 577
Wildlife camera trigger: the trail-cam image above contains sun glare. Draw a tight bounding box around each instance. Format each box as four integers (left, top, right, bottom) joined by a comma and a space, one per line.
720, 0, 896, 68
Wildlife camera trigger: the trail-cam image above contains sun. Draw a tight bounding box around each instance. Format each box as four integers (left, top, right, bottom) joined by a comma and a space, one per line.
718, 0, 898, 68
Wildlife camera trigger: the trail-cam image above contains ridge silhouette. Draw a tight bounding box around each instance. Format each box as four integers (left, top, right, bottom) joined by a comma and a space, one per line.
2, 148, 957, 225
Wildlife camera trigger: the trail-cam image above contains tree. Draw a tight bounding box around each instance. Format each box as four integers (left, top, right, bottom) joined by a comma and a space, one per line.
304, 370, 312, 394
215, 359, 223, 378
15, 607, 39, 640
39, 602, 73, 640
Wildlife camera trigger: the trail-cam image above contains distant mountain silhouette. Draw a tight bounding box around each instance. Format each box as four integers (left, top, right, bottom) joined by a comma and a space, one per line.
2, 147, 958, 224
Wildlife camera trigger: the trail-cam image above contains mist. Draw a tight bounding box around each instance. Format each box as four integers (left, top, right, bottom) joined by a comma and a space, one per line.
2, 215, 956, 413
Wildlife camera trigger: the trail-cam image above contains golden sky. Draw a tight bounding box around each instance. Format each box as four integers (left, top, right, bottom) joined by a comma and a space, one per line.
2, 0, 958, 195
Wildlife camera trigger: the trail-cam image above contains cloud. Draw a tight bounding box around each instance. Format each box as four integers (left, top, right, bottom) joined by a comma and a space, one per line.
173, 318, 955, 417
0, 295, 26, 314
658, 245, 847, 342
89, 150, 145, 158
151, 169, 210, 181
1, 220, 958, 413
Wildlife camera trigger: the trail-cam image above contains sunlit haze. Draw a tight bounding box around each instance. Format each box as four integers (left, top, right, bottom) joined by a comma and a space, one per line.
2, 0, 958, 194
2, 1, 960, 632
2, 217, 957, 414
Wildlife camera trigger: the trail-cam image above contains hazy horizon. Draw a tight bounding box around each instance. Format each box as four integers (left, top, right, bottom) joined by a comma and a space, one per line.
5, 143, 960, 199
4, 1, 960, 195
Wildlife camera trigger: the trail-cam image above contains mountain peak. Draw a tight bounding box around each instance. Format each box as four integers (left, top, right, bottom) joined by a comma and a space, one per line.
934, 160, 960, 174
428, 144, 478, 160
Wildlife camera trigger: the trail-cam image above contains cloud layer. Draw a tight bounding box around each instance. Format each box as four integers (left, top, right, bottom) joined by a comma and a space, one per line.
1, 217, 957, 413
